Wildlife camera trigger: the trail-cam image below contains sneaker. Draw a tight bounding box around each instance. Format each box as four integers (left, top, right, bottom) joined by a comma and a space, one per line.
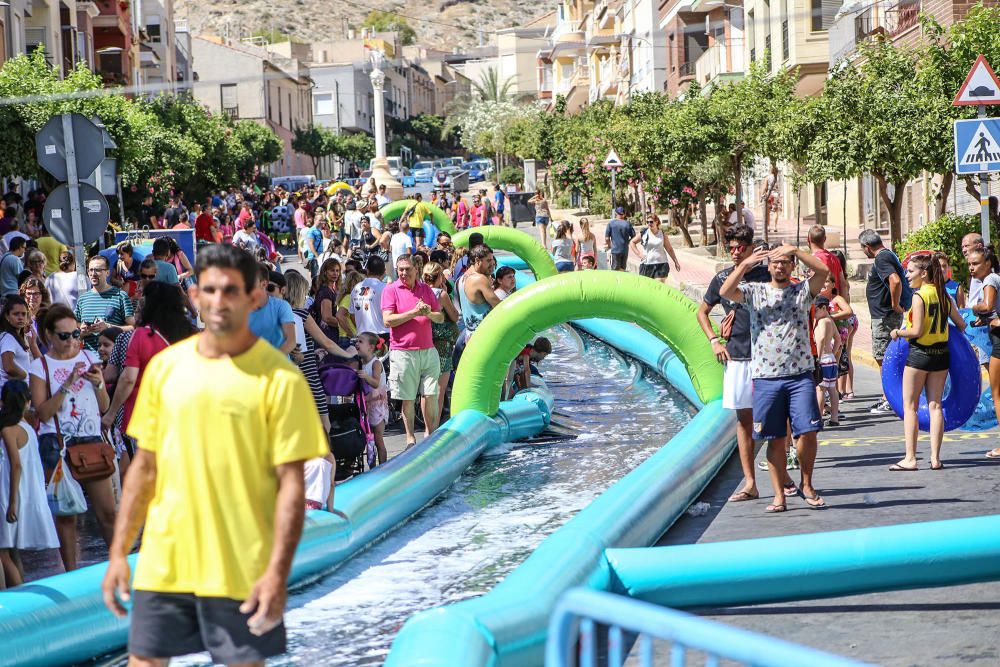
786, 449, 800, 470
757, 460, 770, 471
869, 399, 893, 414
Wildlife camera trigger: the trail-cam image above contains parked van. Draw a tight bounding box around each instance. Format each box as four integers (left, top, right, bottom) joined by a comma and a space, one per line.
271, 175, 317, 192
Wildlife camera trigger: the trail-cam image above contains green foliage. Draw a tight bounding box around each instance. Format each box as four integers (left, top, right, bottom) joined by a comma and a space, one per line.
361, 10, 416, 46
498, 165, 523, 185
292, 124, 339, 173
895, 213, 993, 284
409, 113, 444, 144
336, 133, 375, 164
472, 67, 517, 103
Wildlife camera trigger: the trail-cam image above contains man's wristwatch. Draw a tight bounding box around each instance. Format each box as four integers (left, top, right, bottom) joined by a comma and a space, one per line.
709, 336, 721, 344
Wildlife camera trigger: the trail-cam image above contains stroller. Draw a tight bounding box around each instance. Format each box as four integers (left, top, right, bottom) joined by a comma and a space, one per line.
319, 358, 375, 481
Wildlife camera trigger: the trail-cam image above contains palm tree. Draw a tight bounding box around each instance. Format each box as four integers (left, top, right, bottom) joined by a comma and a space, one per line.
471, 67, 517, 103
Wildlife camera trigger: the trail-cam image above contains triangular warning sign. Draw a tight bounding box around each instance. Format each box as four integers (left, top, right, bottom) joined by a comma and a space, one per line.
602, 148, 623, 169
954, 55, 1000, 106
959, 122, 1000, 167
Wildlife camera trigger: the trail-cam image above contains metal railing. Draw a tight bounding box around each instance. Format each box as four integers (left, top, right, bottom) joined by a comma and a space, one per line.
222, 105, 239, 119
546, 588, 874, 667
678, 60, 696, 78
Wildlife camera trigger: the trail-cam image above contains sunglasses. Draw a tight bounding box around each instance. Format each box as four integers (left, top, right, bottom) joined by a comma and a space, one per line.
55, 329, 82, 341
267, 283, 278, 292
140, 273, 156, 280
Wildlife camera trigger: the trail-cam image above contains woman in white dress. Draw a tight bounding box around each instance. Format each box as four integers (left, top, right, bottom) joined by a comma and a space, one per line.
1, 380, 59, 587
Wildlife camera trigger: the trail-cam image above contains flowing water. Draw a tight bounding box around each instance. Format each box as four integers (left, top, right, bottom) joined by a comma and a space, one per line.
171, 327, 695, 666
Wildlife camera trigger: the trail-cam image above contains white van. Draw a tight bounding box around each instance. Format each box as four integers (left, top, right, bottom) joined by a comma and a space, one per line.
271, 175, 316, 192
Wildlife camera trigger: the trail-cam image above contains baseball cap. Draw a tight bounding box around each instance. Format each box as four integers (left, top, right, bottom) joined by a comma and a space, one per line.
615, 206, 625, 215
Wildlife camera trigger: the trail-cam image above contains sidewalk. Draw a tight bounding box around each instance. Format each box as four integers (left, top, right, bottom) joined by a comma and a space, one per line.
654, 362, 1000, 665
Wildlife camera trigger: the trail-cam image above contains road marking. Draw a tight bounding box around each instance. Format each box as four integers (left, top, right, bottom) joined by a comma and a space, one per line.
819, 432, 995, 447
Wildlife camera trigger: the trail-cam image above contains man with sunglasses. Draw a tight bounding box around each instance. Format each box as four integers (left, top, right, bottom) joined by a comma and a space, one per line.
720, 237, 830, 514
75, 255, 135, 351
698, 224, 772, 505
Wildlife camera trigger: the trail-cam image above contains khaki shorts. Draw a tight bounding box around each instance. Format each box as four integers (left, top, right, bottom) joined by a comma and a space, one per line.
389, 348, 441, 401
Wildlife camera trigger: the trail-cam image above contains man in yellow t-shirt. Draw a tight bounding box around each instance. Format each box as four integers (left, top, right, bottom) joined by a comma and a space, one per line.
102, 243, 327, 666
406, 192, 431, 246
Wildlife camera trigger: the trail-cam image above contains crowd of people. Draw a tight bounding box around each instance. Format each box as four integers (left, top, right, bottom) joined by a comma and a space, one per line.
697, 216, 994, 513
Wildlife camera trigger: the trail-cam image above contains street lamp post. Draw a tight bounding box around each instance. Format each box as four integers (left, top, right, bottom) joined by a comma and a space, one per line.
368, 49, 404, 200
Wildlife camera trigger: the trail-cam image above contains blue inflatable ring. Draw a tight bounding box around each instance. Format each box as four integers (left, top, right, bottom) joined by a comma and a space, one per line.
881, 324, 980, 431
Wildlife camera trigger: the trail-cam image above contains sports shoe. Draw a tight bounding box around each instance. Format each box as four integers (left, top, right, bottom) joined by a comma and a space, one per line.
786, 448, 800, 470
869, 399, 893, 414
757, 460, 770, 471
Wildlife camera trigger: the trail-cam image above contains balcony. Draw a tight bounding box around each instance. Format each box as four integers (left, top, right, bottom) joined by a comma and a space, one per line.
885, 0, 920, 36
94, 0, 130, 36
695, 42, 744, 89
678, 59, 696, 79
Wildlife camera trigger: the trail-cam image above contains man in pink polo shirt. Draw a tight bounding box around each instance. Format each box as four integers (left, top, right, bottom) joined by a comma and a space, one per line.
382, 254, 445, 446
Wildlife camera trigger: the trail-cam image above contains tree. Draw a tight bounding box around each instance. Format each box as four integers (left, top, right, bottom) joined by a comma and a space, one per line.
361, 10, 417, 46
334, 133, 375, 165
292, 124, 339, 174
232, 120, 283, 179
472, 67, 517, 103
457, 100, 536, 169
809, 39, 948, 245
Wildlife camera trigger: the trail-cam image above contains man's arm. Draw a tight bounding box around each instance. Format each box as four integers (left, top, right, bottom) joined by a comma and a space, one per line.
697, 300, 730, 364
280, 322, 297, 355
791, 248, 830, 297
472, 274, 502, 308
102, 366, 137, 430
102, 448, 157, 617
382, 307, 419, 328
239, 460, 306, 636
886, 272, 903, 313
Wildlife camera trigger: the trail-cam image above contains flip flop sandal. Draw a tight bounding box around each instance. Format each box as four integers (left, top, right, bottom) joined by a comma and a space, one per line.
986, 450, 1000, 459
801, 493, 827, 509
888, 463, 919, 471
783, 483, 798, 497
765, 503, 787, 513
728, 490, 759, 502
930, 462, 945, 470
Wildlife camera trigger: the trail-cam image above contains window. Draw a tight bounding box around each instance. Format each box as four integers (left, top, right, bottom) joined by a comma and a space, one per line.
811, 0, 838, 31
781, 0, 789, 61
147, 15, 162, 43
220, 84, 238, 119
278, 91, 282, 127
747, 10, 755, 62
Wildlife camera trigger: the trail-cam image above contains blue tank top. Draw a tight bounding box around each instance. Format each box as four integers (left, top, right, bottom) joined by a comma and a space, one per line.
457, 273, 492, 333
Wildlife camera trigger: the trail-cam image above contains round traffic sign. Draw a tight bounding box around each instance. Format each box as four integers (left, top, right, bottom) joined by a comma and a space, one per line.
42, 183, 110, 246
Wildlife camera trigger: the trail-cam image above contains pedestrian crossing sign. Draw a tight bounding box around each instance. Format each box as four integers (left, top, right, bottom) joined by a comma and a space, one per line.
954, 118, 1000, 174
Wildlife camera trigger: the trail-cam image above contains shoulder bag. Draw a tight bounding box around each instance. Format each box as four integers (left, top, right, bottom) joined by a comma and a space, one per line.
42, 354, 116, 483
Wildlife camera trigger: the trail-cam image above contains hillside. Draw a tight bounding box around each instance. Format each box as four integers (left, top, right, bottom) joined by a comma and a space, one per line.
175, 0, 558, 52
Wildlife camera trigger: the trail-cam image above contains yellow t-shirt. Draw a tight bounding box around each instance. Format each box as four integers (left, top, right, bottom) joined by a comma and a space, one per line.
408, 201, 431, 229
338, 293, 356, 337
37, 236, 67, 274
127, 336, 328, 599
908, 283, 949, 347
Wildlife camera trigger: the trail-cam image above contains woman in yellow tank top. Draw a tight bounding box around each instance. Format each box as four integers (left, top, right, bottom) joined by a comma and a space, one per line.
888, 253, 966, 471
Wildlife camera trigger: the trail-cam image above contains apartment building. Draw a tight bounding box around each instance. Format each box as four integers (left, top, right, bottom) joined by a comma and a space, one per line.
824, 0, 995, 245
496, 13, 556, 100
192, 36, 314, 176
136, 0, 177, 91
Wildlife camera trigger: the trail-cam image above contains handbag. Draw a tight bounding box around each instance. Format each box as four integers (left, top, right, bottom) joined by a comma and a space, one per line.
41, 355, 117, 483
719, 309, 736, 340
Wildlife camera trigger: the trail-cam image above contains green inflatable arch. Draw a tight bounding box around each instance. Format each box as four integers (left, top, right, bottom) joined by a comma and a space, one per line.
451, 271, 723, 416
452, 227, 558, 280
381, 199, 457, 234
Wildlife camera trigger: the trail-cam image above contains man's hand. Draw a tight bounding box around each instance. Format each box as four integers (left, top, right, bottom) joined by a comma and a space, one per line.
768, 244, 798, 262
240, 571, 287, 637
712, 340, 731, 364
102, 556, 132, 618
290, 345, 304, 364
744, 247, 769, 267
892, 304, 904, 315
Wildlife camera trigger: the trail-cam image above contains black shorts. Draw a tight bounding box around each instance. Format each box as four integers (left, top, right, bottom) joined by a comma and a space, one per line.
412, 226, 426, 240
639, 262, 670, 279
990, 330, 1000, 360
128, 590, 286, 664
906, 342, 949, 372
610, 252, 629, 271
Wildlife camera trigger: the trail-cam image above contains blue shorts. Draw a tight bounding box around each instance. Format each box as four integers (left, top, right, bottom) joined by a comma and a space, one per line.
535, 216, 549, 226
751, 371, 822, 440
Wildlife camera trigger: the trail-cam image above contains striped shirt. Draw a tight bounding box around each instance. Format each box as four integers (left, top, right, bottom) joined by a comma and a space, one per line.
74, 286, 134, 350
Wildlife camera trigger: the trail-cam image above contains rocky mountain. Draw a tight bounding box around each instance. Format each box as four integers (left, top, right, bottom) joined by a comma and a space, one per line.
175, 0, 558, 52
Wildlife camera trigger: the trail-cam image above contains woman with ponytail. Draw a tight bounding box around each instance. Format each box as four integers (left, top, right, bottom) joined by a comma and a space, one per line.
889, 254, 966, 471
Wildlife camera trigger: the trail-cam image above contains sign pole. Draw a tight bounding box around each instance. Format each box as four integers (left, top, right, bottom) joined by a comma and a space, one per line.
610, 168, 617, 212
61, 113, 88, 290
980, 105, 992, 246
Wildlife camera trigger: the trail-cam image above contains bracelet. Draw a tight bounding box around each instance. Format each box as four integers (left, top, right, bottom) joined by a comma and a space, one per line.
709, 336, 720, 344
59, 386, 70, 396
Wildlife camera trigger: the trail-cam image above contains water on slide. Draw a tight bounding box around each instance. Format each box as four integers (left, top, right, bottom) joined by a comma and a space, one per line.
166, 328, 695, 666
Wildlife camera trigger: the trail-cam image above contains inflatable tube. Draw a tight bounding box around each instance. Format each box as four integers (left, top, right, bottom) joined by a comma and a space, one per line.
452, 271, 723, 416
381, 199, 456, 235
325, 181, 354, 195
961, 386, 997, 432
408, 220, 438, 250
452, 227, 558, 280
881, 325, 980, 431
496, 254, 530, 272
606, 514, 1000, 609
386, 400, 735, 667
0, 394, 553, 667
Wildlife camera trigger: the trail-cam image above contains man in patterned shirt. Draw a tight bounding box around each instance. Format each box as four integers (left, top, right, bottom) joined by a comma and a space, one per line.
719, 243, 829, 514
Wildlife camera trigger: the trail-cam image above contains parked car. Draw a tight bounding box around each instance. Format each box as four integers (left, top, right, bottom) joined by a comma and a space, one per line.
271, 175, 317, 192
440, 156, 464, 168
464, 161, 490, 182
412, 160, 439, 183
400, 167, 416, 188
